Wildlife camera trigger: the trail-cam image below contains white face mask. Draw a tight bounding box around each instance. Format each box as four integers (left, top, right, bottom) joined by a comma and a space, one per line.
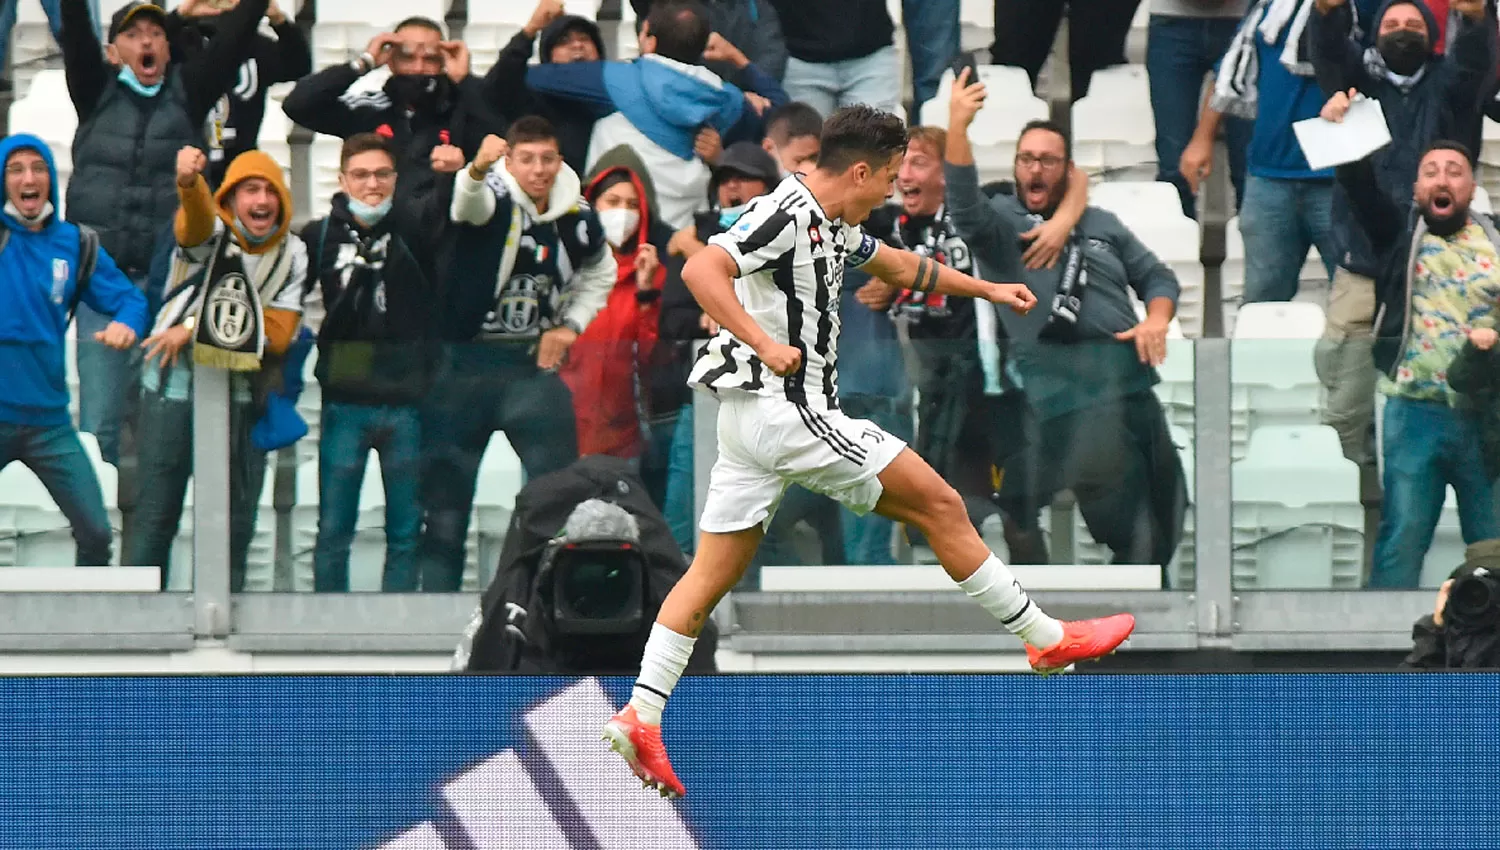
599, 208, 640, 248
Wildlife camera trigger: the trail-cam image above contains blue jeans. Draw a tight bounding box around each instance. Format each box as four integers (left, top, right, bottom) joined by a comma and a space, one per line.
1369, 397, 1500, 588
1146, 15, 1249, 219
75, 303, 143, 466
663, 403, 697, 556
0, 421, 112, 564
1238, 175, 1340, 303
839, 393, 911, 564
782, 45, 902, 117
313, 401, 422, 592
903, 0, 960, 123
0, 0, 98, 69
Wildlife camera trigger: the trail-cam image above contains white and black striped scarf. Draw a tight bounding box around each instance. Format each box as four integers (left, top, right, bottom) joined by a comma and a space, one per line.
1211, 0, 1324, 120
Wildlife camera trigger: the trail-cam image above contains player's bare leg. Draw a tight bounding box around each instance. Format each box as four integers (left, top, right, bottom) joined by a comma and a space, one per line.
605, 525, 763, 798
872, 448, 1134, 672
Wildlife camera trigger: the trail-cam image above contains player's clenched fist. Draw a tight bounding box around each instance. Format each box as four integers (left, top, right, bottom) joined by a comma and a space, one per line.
988, 282, 1037, 314
176, 146, 207, 187
755, 341, 802, 376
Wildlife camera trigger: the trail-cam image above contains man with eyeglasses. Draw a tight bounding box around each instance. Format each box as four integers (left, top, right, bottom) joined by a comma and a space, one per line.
944, 69, 1189, 573
283, 15, 505, 206
299, 133, 438, 593
416, 117, 616, 592
0, 134, 148, 566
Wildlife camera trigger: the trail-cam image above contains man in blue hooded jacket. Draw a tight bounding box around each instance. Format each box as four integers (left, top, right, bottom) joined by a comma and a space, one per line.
0, 134, 149, 566
525, 0, 789, 229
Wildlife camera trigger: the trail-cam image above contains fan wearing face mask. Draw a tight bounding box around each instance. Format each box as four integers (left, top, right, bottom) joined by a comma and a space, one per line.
1308, 0, 1493, 471
561, 146, 676, 503
282, 16, 506, 207
1336, 140, 1500, 589
57, 0, 269, 466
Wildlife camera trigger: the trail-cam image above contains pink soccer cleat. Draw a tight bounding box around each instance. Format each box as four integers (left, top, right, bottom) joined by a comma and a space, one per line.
1026, 613, 1135, 675
603, 705, 687, 799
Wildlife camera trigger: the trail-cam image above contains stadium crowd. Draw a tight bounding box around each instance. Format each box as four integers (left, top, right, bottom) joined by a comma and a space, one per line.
2, 0, 1500, 592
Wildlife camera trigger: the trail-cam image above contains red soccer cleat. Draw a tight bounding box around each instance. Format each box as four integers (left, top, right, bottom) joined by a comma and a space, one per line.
602, 705, 687, 799
1026, 613, 1135, 675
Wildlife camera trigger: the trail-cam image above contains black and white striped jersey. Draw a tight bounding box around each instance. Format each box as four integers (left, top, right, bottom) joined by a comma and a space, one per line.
687, 175, 881, 411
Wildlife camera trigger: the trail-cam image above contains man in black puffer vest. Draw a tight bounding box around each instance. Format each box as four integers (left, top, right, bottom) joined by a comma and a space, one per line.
300, 133, 439, 594
59, 0, 268, 465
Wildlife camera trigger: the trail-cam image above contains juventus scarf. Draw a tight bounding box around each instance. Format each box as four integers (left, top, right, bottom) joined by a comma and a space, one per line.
184, 233, 290, 371
1210, 0, 1322, 120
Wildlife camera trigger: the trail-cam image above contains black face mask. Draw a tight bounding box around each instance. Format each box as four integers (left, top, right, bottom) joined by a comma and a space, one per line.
385, 74, 453, 114
1378, 30, 1429, 76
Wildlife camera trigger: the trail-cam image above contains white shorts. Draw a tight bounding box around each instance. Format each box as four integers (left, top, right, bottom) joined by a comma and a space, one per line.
698, 392, 908, 534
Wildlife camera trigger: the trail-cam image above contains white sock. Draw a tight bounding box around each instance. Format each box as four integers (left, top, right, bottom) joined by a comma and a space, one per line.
628, 623, 698, 724
958, 553, 1065, 649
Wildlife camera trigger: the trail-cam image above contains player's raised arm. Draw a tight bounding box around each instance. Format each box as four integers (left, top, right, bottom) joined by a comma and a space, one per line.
682, 245, 803, 376
861, 243, 1038, 315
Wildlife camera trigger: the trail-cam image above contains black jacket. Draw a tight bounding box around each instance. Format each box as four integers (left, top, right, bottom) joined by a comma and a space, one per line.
300, 195, 436, 406
282, 63, 506, 207
654, 213, 727, 414
1402, 614, 1500, 669
59, 0, 268, 277
168, 13, 313, 187
484, 15, 609, 172
1334, 156, 1500, 377
1311, 1, 1495, 276
1447, 340, 1500, 480
630, 0, 789, 81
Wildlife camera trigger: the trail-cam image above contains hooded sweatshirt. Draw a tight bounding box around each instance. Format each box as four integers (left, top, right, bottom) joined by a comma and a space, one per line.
526, 53, 790, 228
485, 15, 610, 172
1311, 0, 1494, 276
0, 135, 148, 426
165, 150, 307, 355
561, 147, 675, 457
446, 156, 615, 346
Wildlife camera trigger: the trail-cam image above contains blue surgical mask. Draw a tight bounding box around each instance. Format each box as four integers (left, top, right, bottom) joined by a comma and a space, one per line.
719, 203, 750, 229
117, 66, 162, 97
347, 195, 393, 225
235, 216, 274, 245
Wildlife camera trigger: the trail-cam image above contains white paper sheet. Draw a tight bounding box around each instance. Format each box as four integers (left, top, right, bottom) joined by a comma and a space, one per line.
1292, 98, 1393, 171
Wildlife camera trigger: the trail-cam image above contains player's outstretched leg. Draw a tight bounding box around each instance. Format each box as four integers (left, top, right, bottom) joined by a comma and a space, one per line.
604, 525, 763, 799
873, 449, 1135, 674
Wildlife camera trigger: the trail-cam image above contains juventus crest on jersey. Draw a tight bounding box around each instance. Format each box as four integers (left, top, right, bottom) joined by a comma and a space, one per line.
688, 175, 881, 411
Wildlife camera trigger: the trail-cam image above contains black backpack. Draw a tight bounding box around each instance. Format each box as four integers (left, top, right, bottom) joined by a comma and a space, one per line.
458, 455, 719, 674
0, 223, 99, 323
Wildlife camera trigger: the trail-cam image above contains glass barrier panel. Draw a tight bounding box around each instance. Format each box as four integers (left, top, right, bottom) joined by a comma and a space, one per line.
1227, 331, 1487, 591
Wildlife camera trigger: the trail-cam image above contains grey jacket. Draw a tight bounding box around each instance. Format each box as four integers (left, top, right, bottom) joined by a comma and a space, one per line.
943, 161, 1181, 420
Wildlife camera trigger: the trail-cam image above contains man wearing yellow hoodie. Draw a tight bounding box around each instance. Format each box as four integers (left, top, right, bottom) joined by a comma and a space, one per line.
128, 146, 307, 591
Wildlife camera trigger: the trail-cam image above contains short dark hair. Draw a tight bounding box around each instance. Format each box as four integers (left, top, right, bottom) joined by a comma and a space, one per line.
765, 102, 824, 144
816, 105, 908, 175
506, 115, 561, 150
1421, 139, 1475, 167
645, 0, 710, 64
393, 16, 445, 37
1017, 119, 1072, 163
339, 133, 394, 171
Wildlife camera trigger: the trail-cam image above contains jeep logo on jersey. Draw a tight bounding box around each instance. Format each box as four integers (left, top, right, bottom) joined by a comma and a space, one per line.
205, 272, 256, 348
375, 679, 700, 849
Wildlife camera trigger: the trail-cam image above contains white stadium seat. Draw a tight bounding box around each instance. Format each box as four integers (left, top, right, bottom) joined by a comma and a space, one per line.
1232, 301, 1327, 339
1232, 425, 1363, 588
917, 66, 1048, 180
1230, 304, 1325, 460
1071, 65, 1154, 180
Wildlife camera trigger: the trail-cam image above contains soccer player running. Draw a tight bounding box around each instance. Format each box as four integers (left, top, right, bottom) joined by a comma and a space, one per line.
604, 106, 1136, 798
